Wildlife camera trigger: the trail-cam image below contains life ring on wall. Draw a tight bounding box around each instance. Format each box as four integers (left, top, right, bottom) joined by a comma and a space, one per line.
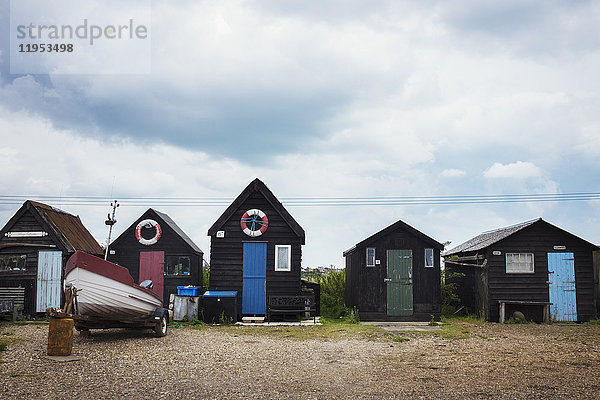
240, 209, 269, 237
135, 219, 162, 246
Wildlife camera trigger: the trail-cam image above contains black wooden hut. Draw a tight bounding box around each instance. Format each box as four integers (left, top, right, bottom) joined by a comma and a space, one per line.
207, 178, 306, 318
343, 219, 444, 321
444, 218, 599, 323
108, 208, 204, 305
0, 200, 103, 316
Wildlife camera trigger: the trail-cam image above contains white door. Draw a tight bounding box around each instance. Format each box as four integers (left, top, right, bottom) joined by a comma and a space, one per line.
36, 251, 62, 312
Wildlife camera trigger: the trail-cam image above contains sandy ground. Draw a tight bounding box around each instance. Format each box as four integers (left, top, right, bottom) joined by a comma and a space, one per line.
1, 321, 599, 399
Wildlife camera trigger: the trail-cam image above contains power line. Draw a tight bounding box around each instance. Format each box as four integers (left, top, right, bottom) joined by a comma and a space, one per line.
0, 192, 598, 207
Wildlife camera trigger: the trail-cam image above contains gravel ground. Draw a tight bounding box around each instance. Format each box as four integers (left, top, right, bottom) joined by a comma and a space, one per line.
1, 321, 599, 399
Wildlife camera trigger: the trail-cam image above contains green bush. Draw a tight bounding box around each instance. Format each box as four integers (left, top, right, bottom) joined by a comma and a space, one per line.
441, 270, 464, 316
202, 263, 210, 289
312, 270, 348, 319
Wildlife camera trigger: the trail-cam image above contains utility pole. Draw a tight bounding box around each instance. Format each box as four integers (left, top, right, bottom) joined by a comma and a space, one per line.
104, 200, 119, 260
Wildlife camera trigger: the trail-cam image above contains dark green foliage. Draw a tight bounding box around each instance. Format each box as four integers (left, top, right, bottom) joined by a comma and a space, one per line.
309, 270, 348, 319
441, 269, 464, 316
202, 263, 210, 289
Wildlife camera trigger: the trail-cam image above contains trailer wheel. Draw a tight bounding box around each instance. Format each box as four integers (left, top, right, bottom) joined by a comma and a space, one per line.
154, 312, 168, 337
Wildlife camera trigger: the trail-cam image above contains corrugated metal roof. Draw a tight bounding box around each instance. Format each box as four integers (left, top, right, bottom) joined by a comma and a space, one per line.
152, 209, 203, 254
30, 201, 103, 255
444, 218, 540, 255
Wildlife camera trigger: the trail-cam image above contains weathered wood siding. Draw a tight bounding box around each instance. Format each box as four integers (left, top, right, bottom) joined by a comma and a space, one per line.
484, 223, 596, 322
0, 210, 69, 316
346, 226, 441, 321
448, 222, 597, 322
594, 251, 600, 318
108, 210, 203, 306
209, 191, 303, 313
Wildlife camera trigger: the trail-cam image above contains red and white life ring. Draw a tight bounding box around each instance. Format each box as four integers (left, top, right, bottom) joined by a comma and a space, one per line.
240, 209, 269, 237
135, 219, 162, 246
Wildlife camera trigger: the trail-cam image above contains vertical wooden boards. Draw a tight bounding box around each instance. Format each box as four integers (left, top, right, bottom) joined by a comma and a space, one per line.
139, 251, 165, 301
36, 251, 62, 312
386, 249, 413, 316
242, 243, 267, 315
548, 252, 577, 321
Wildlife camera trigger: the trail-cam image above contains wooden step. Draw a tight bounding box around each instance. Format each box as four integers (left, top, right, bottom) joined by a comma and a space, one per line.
242, 316, 265, 323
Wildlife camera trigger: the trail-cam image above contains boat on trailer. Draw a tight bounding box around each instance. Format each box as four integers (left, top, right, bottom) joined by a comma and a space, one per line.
62, 251, 169, 337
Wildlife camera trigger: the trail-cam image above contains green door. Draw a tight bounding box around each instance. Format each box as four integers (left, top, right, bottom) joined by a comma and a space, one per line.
386, 250, 413, 316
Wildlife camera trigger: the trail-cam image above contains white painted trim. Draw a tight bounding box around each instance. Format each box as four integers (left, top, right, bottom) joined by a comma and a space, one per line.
424, 248, 434, 268
275, 245, 291, 272
505, 252, 535, 274
366, 247, 375, 267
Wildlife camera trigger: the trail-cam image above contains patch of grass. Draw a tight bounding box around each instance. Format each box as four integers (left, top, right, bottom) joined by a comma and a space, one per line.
0, 341, 7, 352
438, 323, 470, 339
393, 336, 409, 343
441, 314, 481, 324
10, 373, 20, 378
13, 320, 28, 326
586, 319, 600, 326
2, 331, 15, 336
178, 317, 205, 327
428, 315, 439, 326
204, 318, 387, 341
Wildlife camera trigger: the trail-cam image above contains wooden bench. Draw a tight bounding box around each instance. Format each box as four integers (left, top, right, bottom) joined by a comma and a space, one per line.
498, 300, 552, 323
267, 295, 316, 324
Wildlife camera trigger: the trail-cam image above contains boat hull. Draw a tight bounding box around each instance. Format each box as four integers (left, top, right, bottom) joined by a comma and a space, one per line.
65, 267, 162, 321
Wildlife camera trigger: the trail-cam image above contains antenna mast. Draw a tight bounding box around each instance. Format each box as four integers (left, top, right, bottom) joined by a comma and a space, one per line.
104, 200, 119, 260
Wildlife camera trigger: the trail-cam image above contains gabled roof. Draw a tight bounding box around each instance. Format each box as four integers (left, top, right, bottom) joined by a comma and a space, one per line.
0, 200, 103, 255
152, 209, 203, 254
444, 218, 598, 256
343, 219, 443, 257
111, 208, 203, 254
208, 178, 305, 242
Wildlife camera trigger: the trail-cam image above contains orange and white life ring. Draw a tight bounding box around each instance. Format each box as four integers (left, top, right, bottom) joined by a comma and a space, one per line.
240, 209, 268, 237
135, 219, 162, 246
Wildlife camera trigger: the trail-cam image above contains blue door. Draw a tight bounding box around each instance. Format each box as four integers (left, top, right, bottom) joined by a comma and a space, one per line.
242, 243, 267, 314
36, 251, 63, 312
548, 252, 577, 321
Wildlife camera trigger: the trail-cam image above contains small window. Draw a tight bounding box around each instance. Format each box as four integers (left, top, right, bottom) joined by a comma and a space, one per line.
166, 256, 191, 276
425, 248, 434, 268
0, 254, 26, 271
366, 248, 375, 267
275, 245, 291, 271
506, 253, 534, 274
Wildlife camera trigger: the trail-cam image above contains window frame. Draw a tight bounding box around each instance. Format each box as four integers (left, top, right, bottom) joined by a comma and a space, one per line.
505, 252, 535, 274
0, 254, 27, 272
424, 248, 434, 268
366, 247, 376, 268
275, 245, 292, 272
165, 255, 192, 276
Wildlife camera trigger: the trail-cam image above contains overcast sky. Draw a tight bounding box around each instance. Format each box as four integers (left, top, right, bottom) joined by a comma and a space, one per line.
1, 0, 599, 267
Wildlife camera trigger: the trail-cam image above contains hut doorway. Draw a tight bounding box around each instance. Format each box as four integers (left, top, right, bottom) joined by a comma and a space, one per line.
35, 250, 62, 312
140, 251, 165, 300
242, 242, 267, 315
386, 250, 413, 316
548, 252, 577, 321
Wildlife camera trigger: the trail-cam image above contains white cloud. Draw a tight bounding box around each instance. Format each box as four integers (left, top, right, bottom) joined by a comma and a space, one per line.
483, 161, 543, 179
441, 168, 466, 177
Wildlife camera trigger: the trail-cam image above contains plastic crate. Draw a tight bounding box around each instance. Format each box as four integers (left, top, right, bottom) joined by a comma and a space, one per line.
177, 286, 201, 296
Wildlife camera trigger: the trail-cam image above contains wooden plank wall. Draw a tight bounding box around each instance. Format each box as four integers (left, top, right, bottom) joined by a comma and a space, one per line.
346, 227, 441, 321
108, 211, 202, 306
0, 210, 66, 316
209, 191, 303, 313
485, 223, 596, 322
594, 251, 600, 319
